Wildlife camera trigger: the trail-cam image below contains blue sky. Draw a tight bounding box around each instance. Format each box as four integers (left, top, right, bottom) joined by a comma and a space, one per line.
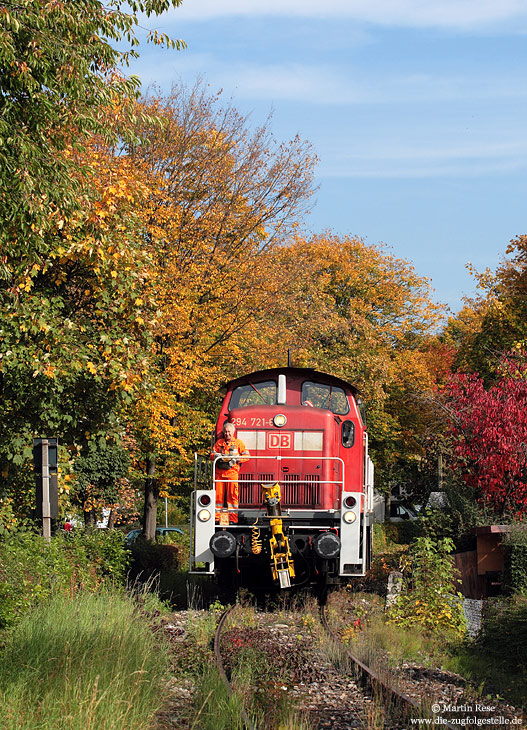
128, 0, 527, 313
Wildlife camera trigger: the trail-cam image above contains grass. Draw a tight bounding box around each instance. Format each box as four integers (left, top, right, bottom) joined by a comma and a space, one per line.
363, 593, 527, 709
128, 527, 223, 610
192, 661, 313, 730
325, 590, 452, 726
191, 666, 247, 730
442, 596, 527, 708
355, 610, 447, 668
0, 588, 171, 730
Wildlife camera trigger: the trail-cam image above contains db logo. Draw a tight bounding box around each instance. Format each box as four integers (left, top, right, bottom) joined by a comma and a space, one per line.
267, 432, 292, 449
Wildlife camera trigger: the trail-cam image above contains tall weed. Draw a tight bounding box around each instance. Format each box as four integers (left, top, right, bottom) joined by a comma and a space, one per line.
386, 536, 466, 636
0, 589, 169, 730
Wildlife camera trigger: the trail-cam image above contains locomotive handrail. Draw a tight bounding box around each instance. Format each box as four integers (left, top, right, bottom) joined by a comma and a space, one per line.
194, 452, 355, 512
209, 454, 344, 460
210, 453, 345, 482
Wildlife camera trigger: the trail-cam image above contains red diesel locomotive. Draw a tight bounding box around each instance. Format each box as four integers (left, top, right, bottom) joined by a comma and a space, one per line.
190, 367, 374, 590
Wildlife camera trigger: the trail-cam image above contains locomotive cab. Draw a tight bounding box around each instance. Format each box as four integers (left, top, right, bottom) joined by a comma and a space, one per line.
190, 367, 374, 590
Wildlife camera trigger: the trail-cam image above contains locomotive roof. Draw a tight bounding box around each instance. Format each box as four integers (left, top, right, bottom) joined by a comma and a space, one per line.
224, 367, 360, 396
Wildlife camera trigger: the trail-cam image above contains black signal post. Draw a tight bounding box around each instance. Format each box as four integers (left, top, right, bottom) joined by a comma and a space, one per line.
33, 438, 59, 540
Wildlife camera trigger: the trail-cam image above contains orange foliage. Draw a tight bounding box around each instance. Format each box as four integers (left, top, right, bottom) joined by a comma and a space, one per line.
123, 83, 317, 489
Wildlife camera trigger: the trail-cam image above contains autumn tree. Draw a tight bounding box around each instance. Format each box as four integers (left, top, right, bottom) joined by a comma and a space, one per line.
0, 136, 159, 515
260, 233, 446, 493
0, 1, 184, 516
0, 0, 184, 265
447, 354, 527, 516
73, 439, 131, 526
446, 235, 527, 382
127, 83, 317, 536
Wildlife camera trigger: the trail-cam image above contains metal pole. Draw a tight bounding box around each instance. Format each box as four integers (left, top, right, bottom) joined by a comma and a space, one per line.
41, 439, 51, 541
165, 496, 168, 528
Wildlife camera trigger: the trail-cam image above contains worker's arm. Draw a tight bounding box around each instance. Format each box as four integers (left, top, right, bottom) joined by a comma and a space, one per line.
210, 440, 222, 460
238, 441, 250, 465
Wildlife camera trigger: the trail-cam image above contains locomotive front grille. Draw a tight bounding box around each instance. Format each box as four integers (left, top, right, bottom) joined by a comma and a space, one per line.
282, 473, 300, 504
238, 472, 320, 507
283, 474, 320, 506
239, 473, 277, 503
239, 473, 257, 504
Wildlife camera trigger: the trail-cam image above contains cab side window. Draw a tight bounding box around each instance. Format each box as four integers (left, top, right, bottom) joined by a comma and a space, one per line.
341, 420, 355, 448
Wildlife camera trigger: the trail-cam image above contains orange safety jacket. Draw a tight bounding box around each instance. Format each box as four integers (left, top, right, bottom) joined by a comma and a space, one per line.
211, 438, 250, 524
210, 438, 250, 473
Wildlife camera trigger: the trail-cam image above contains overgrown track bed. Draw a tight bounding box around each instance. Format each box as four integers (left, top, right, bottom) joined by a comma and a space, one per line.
213, 601, 393, 730
322, 592, 525, 730
155, 598, 525, 730
214, 606, 258, 730
320, 603, 457, 730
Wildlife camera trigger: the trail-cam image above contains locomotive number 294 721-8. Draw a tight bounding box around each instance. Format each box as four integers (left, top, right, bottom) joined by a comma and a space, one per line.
231, 416, 273, 427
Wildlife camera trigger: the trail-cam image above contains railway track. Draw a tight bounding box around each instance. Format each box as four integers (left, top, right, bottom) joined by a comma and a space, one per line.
318, 603, 458, 730
212, 601, 436, 730
318, 595, 523, 730
157, 596, 524, 730
214, 606, 258, 730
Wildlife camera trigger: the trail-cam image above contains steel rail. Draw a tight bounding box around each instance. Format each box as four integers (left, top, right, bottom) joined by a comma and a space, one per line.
214, 606, 259, 730
320, 604, 458, 730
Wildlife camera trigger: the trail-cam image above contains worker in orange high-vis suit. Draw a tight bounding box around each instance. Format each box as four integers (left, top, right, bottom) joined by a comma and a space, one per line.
210, 422, 250, 524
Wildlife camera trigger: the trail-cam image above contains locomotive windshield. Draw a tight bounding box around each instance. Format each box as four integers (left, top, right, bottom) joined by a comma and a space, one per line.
229, 380, 276, 409
301, 381, 350, 415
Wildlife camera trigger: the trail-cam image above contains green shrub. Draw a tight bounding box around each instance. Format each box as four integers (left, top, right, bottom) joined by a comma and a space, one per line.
382, 519, 421, 545
0, 528, 129, 628
128, 539, 180, 574
446, 596, 527, 706
477, 596, 527, 671
72, 528, 129, 580
419, 507, 454, 541
127, 538, 187, 605
503, 524, 527, 595
387, 536, 466, 637
395, 518, 422, 544
373, 522, 401, 552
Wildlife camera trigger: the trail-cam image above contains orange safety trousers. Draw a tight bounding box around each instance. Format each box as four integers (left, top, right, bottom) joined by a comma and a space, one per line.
215, 467, 239, 524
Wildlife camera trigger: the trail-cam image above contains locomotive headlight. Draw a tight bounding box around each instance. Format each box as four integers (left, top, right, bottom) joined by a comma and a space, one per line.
273, 413, 287, 427
343, 511, 357, 524
197, 509, 211, 522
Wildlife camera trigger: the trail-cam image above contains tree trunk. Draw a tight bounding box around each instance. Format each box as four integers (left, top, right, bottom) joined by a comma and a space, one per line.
142, 456, 158, 541
84, 507, 96, 527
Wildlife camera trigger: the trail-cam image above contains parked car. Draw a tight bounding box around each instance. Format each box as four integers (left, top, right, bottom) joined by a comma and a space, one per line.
124, 526, 184, 544
387, 502, 419, 522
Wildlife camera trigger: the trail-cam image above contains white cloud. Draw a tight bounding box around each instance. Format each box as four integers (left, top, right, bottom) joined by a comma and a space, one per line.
173, 0, 527, 30
320, 138, 527, 178
131, 53, 527, 106
227, 63, 352, 103
230, 64, 527, 105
